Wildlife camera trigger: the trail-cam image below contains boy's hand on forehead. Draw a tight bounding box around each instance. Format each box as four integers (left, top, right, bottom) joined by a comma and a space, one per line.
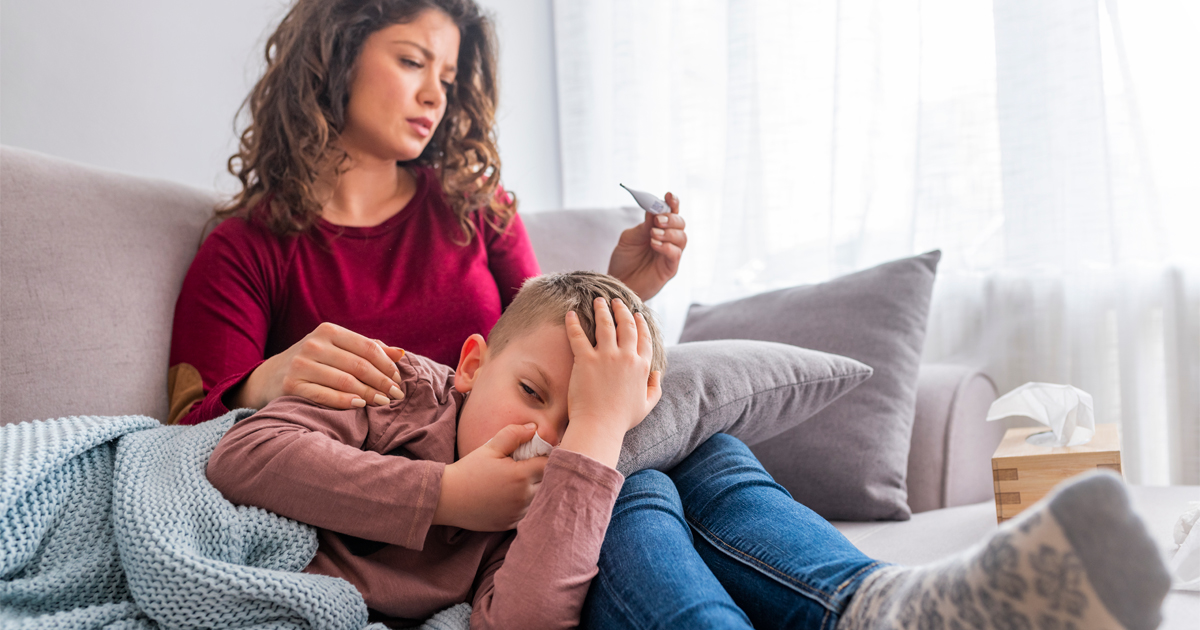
558, 297, 663, 468
434, 422, 548, 532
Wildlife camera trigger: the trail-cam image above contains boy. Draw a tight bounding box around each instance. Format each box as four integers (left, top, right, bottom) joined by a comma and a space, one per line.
206, 271, 664, 628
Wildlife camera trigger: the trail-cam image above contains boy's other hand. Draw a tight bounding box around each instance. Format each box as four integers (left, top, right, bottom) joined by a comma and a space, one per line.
434, 423, 547, 532
559, 297, 663, 468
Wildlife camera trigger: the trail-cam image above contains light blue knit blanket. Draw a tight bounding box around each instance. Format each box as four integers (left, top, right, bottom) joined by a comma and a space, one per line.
0, 411, 471, 630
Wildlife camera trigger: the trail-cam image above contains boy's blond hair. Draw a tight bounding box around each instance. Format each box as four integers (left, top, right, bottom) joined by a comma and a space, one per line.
487, 272, 667, 374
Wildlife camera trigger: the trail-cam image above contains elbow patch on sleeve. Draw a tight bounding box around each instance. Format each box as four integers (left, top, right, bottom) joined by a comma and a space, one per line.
167, 363, 204, 425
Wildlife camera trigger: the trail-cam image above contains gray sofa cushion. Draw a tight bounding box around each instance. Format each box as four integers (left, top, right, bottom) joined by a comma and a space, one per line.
617, 340, 872, 476
0, 146, 214, 424
679, 251, 941, 521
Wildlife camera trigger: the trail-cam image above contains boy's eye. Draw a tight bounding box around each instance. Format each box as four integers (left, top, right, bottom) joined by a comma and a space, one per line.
520, 383, 542, 402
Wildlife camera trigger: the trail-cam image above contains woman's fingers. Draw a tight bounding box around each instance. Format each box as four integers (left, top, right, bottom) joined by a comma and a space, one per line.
651, 201, 687, 259
292, 357, 390, 406
649, 239, 685, 269
321, 323, 403, 392
664, 192, 680, 213
653, 210, 685, 230
271, 323, 406, 410
290, 380, 369, 410
650, 226, 687, 251
374, 338, 407, 363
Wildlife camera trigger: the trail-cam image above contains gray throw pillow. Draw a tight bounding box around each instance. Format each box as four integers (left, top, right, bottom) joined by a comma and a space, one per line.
615, 339, 872, 477
679, 251, 941, 521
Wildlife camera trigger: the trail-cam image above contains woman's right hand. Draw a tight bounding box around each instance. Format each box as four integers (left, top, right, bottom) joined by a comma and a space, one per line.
227, 322, 407, 410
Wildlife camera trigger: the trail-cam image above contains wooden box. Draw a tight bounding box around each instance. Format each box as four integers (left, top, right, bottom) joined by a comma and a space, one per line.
991, 424, 1122, 523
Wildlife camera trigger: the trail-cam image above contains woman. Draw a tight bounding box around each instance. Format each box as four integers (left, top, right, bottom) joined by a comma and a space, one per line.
172, 1, 1169, 628
167, 0, 686, 427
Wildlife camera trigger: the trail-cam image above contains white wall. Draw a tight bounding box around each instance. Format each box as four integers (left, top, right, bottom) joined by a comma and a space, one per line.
478, 0, 562, 212
0, 0, 563, 211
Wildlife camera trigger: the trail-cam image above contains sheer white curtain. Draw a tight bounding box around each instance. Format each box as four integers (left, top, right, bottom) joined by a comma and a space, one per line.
552, 0, 1199, 485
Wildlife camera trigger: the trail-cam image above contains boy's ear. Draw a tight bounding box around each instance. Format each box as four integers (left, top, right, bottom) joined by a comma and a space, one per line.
454, 333, 488, 393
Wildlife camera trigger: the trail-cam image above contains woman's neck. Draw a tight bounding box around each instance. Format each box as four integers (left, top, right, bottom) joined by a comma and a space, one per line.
318, 149, 418, 228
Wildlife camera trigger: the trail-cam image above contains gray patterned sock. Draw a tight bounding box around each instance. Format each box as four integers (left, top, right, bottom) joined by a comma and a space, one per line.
837, 472, 1171, 630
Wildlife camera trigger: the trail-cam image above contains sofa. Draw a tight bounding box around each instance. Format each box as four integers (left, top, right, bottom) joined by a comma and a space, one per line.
2, 145, 1196, 626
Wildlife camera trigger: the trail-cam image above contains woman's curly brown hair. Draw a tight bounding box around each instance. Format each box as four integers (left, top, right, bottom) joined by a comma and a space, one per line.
217, 0, 514, 241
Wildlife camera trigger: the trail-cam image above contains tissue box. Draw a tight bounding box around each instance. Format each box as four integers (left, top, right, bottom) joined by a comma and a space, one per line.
991, 423, 1122, 523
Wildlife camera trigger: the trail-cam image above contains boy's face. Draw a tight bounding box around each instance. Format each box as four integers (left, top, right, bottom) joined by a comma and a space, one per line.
454, 322, 574, 459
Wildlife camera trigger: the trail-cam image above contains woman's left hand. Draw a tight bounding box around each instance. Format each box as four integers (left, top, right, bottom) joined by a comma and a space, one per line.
608, 192, 687, 301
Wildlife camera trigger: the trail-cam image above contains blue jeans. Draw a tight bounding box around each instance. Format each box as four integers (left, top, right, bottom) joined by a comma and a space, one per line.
581, 434, 885, 630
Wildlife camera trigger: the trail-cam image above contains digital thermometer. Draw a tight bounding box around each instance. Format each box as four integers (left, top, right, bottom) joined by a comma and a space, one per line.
620, 183, 671, 214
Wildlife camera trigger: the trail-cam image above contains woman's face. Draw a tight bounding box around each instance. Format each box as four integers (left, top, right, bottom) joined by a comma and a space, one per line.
340, 9, 461, 162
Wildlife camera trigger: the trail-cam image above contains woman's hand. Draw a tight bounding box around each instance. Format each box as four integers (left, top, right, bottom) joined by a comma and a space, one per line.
226, 322, 407, 410
608, 192, 687, 301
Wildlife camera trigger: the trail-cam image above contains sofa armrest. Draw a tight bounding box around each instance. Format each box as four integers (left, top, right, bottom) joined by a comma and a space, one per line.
906, 364, 1003, 513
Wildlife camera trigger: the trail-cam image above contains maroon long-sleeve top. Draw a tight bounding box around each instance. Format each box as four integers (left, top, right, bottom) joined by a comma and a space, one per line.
207, 351, 624, 628
168, 166, 540, 425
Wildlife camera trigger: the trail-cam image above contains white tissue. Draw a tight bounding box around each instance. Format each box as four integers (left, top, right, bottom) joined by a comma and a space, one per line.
512, 432, 554, 462
1171, 501, 1200, 591
986, 382, 1096, 447
620, 184, 670, 214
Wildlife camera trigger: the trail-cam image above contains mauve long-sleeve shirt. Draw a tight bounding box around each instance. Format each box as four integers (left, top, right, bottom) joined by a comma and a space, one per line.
206, 351, 624, 629
168, 166, 540, 425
